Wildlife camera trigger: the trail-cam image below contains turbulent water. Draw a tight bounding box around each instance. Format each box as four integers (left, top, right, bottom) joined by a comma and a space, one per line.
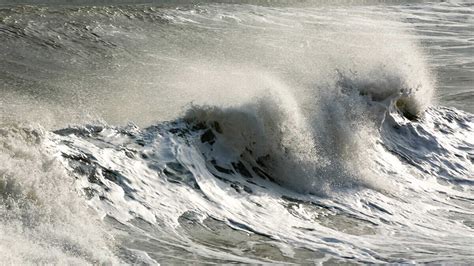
1, 0, 473, 264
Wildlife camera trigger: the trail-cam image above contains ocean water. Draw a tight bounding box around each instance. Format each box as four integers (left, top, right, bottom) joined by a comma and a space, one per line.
0, 0, 473, 264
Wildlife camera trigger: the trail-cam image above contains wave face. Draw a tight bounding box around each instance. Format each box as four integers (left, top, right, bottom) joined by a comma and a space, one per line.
1, 1, 473, 264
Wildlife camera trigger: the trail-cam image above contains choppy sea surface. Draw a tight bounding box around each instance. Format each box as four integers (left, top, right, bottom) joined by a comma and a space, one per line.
1, 0, 473, 264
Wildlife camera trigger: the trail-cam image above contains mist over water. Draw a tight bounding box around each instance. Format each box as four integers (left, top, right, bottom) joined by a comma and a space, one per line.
1, 0, 473, 264
0, 0, 441, 127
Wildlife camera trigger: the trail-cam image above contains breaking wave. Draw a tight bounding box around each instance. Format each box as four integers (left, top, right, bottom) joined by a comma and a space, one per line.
1, 1, 473, 264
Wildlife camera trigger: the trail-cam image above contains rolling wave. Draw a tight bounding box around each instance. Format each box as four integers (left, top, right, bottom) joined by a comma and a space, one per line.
2, 87, 472, 263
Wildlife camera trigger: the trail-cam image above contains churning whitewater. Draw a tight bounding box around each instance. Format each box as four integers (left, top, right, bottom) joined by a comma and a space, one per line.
1, 1, 473, 264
